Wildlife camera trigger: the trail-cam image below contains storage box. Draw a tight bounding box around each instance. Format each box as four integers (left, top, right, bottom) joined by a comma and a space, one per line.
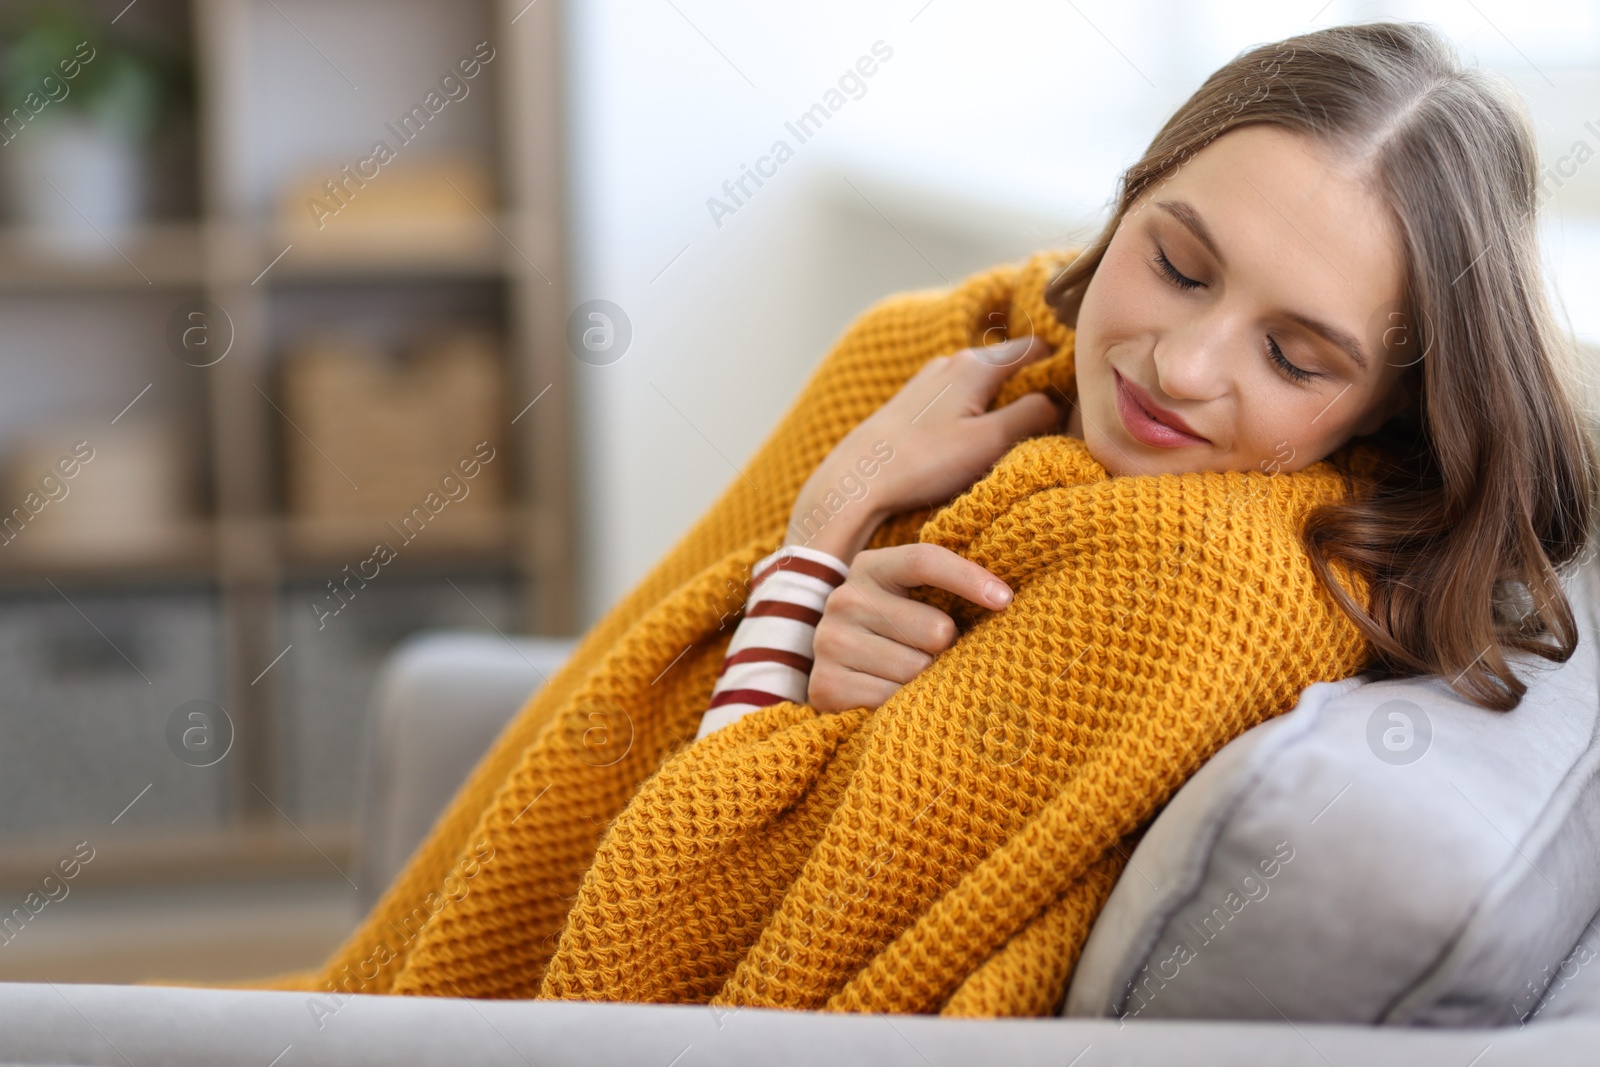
279, 329, 508, 543
0, 420, 197, 564
0, 584, 227, 839
276, 571, 518, 821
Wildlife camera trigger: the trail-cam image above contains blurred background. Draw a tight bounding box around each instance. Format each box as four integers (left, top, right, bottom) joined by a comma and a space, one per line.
0, 0, 1595, 984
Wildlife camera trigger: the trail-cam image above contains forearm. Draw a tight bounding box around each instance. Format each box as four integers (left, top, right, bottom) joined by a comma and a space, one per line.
694, 543, 850, 741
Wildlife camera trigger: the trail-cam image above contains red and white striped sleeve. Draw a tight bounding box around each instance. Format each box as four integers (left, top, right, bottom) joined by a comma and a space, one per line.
693, 543, 850, 741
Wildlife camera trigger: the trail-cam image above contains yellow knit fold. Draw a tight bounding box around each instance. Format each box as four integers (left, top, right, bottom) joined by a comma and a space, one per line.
208, 247, 1381, 1016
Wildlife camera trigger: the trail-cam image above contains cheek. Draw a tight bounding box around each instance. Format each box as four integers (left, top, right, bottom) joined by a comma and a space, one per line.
1082, 241, 1166, 348
1086, 244, 1127, 316
1233, 398, 1324, 472
1077, 254, 1158, 378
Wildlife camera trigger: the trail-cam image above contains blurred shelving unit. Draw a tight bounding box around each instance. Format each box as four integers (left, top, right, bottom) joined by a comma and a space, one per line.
0, 0, 574, 891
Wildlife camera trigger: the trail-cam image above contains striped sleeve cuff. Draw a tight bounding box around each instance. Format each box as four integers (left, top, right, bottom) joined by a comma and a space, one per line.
694, 543, 850, 740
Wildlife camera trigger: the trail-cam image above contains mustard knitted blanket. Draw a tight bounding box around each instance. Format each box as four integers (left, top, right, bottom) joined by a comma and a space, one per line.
238, 247, 1382, 1016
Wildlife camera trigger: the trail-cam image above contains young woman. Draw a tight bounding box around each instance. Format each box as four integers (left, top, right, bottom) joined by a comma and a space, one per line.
277, 20, 1600, 1016
699, 18, 1600, 739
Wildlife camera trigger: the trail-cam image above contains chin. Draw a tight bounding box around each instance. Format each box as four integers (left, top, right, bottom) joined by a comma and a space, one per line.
1083, 429, 1131, 478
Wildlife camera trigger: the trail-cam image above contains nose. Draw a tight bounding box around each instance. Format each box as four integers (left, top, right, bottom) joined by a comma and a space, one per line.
1151, 308, 1235, 404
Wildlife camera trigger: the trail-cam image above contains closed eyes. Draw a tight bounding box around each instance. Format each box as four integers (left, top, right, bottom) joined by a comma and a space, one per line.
1151, 247, 1320, 386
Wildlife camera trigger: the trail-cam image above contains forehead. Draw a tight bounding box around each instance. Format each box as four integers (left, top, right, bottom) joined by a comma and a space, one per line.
1139, 124, 1408, 376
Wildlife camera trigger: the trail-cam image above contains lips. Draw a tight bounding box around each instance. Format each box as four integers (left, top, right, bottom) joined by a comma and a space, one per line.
1114, 370, 1209, 448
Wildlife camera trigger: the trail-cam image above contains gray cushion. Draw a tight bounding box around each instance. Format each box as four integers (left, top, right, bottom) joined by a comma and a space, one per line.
1063, 551, 1600, 1026
1529, 899, 1600, 1023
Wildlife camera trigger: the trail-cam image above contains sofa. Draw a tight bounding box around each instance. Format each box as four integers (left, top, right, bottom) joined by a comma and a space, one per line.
3, 554, 1600, 1065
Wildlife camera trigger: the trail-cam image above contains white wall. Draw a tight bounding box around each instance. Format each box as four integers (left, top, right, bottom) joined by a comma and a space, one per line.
562, 0, 1600, 629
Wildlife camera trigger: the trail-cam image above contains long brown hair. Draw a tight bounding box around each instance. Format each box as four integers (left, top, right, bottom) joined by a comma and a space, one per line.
1043, 20, 1600, 711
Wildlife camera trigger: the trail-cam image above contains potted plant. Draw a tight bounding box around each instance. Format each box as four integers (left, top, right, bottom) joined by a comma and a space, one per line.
0, 0, 190, 254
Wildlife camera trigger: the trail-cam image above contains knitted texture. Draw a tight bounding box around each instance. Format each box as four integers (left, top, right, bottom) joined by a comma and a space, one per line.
220, 247, 1384, 1015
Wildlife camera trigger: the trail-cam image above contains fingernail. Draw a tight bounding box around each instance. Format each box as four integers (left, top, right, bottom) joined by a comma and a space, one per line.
983, 580, 1012, 607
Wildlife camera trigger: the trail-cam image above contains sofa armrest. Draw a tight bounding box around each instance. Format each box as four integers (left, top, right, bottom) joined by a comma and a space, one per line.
353, 631, 580, 913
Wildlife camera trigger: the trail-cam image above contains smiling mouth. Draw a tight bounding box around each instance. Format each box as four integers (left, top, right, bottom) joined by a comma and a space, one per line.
1114, 370, 1209, 448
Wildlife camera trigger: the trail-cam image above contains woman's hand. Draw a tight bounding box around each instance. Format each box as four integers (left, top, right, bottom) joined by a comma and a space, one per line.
785, 335, 1063, 563
808, 542, 1014, 713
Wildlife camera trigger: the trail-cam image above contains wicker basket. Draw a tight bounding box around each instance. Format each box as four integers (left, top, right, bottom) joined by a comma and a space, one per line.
279, 330, 508, 538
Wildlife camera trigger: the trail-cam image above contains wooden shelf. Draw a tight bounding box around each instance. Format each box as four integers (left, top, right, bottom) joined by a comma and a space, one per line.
0, 0, 578, 879
0, 216, 529, 292
0, 820, 355, 891
267, 215, 508, 281
0, 519, 217, 586
0, 509, 522, 586
0, 222, 205, 291
278, 507, 518, 567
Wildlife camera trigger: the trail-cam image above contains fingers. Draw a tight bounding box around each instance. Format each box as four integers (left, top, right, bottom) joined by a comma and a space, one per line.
813, 622, 935, 686
974, 332, 1050, 369
915, 335, 1047, 401
827, 573, 962, 655
960, 333, 1050, 382
937, 337, 1060, 435
981, 390, 1064, 444
902, 335, 1051, 429
809, 542, 1017, 715
807, 661, 901, 713
809, 582, 946, 713
857, 543, 1014, 615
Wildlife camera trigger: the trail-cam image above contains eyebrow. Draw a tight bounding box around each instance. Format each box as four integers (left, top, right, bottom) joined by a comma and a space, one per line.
1153, 198, 1373, 375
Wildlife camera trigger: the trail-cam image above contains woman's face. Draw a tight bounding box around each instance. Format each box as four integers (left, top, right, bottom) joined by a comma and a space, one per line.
1064, 123, 1416, 478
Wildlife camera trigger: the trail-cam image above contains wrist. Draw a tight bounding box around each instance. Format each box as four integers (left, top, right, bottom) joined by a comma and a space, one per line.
784, 478, 885, 565
784, 518, 878, 564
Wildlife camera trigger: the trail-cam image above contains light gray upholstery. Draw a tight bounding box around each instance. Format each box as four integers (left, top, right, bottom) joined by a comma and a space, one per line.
352, 631, 580, 912
0, 980, 1596, 1067
1532, 899, 1600, 1024
1065, 554, 1600, 1027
